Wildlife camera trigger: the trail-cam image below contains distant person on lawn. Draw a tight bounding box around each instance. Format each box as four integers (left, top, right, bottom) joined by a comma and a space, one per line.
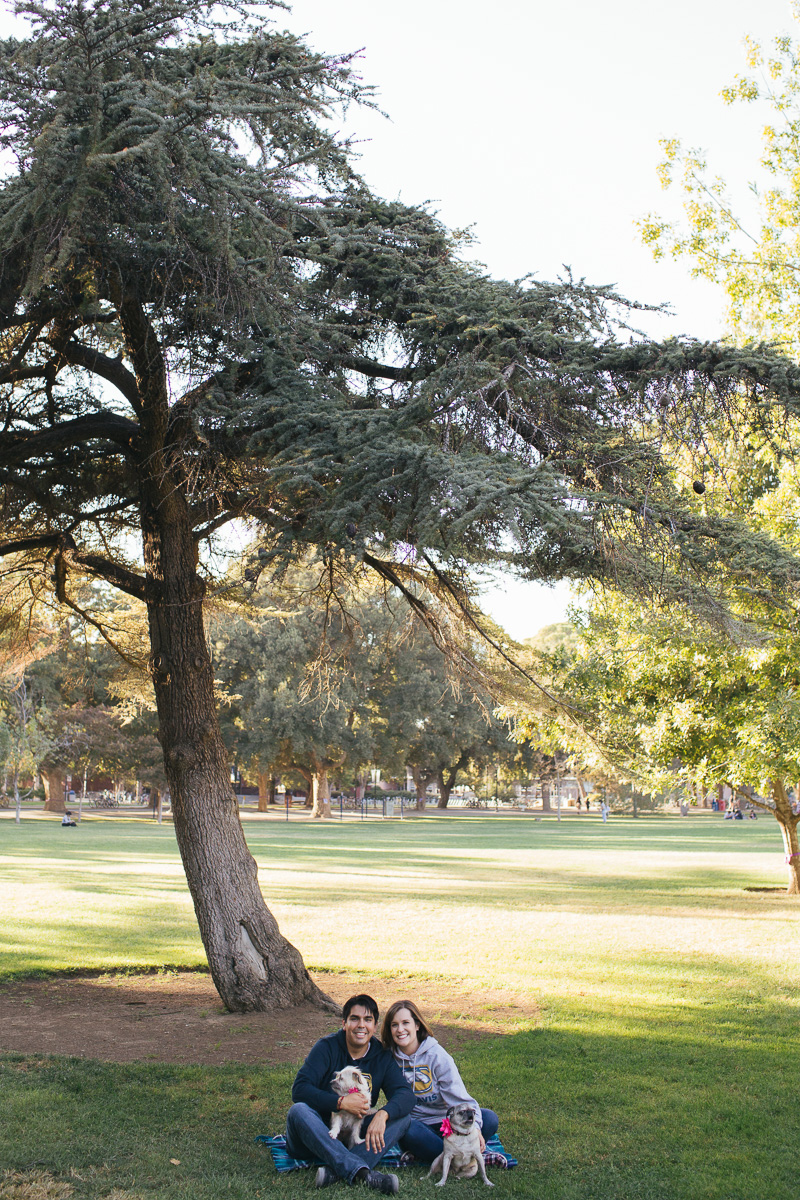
286, 993, 414, 1194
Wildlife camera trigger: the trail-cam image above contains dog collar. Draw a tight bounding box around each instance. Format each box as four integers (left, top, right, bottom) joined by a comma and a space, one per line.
347, 1087, 360, 1094
440, 1118, 453, 1138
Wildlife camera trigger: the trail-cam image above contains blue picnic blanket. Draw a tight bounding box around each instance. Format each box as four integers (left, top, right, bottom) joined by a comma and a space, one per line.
256, 1133, 517, 1172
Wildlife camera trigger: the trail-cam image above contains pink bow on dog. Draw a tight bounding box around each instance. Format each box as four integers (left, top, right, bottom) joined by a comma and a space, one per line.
440, 1117, 453, 1138
347, 1087, 361, 1094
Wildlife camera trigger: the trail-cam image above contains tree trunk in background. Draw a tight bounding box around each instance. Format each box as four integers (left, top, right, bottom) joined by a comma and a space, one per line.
42, 769, 66, 812
541, 781, 552, 812
411, 766, 435, 811
257, 770, 271, 812
311, 766, 332, 819
772, 779, 800, 895
437, 755, 469, 809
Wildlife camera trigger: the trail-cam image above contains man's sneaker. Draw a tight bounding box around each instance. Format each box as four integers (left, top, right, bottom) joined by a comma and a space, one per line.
483, 1151, 508, 1169
315, 1165, 338, 1188
361, 1170, 399, 1194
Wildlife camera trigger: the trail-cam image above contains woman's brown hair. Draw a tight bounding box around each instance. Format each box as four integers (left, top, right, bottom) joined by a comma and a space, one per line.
381, 999, 434, 1050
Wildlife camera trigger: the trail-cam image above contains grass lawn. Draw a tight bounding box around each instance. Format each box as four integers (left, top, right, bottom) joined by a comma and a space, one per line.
2, 811, 799, 1198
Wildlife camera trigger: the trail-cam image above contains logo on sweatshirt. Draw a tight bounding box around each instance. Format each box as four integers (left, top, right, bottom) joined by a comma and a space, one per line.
412, 1066, 433, 1094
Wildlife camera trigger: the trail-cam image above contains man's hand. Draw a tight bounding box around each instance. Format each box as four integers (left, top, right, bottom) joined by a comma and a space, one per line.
338, 1091, 371, 1118
364, 1109, 389, 1153
479, 1132, 486, 1153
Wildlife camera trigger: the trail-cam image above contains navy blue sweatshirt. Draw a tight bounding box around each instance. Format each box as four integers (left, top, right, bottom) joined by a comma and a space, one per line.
292, 1030, 414, 1122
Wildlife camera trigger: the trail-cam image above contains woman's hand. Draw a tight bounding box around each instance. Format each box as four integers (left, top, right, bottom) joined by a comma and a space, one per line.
479, 1133, 486, 1153
364, 1109, 389, 1153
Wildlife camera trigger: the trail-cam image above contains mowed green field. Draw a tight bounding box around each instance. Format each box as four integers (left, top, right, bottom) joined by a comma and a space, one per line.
2, 811, 799, 1199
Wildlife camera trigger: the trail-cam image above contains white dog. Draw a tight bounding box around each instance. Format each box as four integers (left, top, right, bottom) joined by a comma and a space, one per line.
428, 1104, 494, 1187
328, 1065, 375, 1147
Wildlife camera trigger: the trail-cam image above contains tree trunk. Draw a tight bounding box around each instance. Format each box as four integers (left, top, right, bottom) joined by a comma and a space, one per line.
772, 779, 800, 895
311, 765, 332, 819
411, 766, 434, 811
437, 755, 468, 809
143, 533, 334, 1008
257, 770, 271, 813
115, 288, 335, 1015
138, 455, 333, 1013
42, 769, 66, 813
541, 781, 552, 812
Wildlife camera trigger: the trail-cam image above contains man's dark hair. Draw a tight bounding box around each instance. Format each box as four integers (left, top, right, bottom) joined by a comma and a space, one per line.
342, 994, 379, 1022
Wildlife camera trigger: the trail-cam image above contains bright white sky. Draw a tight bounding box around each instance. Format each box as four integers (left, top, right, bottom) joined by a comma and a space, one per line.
1, 0, 795, 636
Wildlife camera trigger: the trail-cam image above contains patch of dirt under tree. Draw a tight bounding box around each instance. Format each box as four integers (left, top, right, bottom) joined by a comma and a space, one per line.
0, 970, 536, 1066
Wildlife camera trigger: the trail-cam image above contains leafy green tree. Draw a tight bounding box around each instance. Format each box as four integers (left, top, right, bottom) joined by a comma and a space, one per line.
213, 567, 379, 818
3, 0, 800, 1010
370, 629, 507, 809
640, 17, 800, 357
556, 595, 800, 890
1, 676, 52, 820
630, 12, 800, 886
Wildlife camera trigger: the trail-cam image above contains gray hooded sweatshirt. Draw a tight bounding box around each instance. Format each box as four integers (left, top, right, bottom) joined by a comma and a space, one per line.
392, 1035, 482, 1128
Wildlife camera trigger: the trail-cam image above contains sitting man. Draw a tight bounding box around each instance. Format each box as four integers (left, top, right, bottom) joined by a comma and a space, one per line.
286, 993, 413, 1194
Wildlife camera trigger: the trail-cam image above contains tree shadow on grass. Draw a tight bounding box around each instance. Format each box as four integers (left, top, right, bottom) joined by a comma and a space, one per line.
460, 992, 800, 1200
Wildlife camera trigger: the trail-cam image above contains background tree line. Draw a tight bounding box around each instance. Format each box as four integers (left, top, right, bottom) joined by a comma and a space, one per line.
1, 567, 559, 816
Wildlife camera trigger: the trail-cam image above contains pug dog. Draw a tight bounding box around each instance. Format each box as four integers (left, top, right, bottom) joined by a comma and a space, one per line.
328, 1065, 375, 1147
428, 1103, 494, 1187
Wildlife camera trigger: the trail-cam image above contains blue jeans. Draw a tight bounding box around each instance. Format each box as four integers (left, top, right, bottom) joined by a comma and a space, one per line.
399, 1109, 499, 1164
285, 1103, 411, 1183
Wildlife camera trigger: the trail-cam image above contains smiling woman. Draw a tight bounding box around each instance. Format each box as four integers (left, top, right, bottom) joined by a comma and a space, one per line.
381, 999, 501, 1166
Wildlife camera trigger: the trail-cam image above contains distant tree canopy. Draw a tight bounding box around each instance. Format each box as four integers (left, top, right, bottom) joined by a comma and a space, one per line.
4, 0, 800, 1008
0, 598, 164, 808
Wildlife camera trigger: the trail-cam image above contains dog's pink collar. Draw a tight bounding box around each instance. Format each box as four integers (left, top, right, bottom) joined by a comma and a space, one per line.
440, 1118, 453, 1138
347, 1087, 361, 1094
